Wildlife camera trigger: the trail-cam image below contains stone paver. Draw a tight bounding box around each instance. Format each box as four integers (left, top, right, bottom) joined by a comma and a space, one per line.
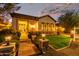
18, 41, 40, 56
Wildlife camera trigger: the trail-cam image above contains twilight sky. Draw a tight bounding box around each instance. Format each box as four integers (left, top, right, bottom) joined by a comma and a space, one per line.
16, 3, 79, 20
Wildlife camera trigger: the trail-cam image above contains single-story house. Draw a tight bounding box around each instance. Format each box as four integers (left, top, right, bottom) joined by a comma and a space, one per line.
0, 13, 57, 42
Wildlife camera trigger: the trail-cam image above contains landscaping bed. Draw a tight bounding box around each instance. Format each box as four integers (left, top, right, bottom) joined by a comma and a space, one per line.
46, 34, 71, 49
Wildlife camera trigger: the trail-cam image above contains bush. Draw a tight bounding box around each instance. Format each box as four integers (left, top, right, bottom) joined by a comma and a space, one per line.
28, 32, 41, 40
28, 31, 41, 44
0, 29, 13, 35
0, 29, 13, 43
28, 32, 32, 40
0, 35, 5, 43
35, 32, 41, 39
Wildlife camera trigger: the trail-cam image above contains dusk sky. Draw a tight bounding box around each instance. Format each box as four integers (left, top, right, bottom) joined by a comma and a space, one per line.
16, 3, 79, 20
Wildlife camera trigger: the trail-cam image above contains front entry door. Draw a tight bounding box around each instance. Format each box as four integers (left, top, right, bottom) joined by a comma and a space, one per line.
18, 20, 28, 41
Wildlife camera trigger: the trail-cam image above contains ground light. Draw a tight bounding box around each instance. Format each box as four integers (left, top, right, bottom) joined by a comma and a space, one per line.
5, 35, 12, 46
42, 34, 46, 40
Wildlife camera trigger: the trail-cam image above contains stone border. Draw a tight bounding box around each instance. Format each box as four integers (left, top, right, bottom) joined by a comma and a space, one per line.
49, 39, 72, 51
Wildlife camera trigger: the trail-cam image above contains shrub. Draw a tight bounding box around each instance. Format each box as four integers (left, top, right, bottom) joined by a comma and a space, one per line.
0, 29, 13, 43
28, 32, 32, 40
0, 35, 5, 43
28, 31, 41, 45
0, 29, 13, 35
35, 32, 41, 39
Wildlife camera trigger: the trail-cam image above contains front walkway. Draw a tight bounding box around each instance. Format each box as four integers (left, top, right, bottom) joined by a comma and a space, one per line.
18, 41, 40, 56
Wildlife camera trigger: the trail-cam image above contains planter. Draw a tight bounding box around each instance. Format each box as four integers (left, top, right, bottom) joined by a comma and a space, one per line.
39, 39, 49, 53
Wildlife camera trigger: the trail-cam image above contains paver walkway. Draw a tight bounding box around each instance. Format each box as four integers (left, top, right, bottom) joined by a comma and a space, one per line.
18, 41, 40, 56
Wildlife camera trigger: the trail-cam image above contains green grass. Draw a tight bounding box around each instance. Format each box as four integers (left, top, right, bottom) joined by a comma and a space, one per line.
46, 35, 71, 49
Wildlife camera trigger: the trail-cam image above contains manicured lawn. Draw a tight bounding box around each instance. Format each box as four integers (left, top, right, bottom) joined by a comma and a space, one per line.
46, 35, 71, 49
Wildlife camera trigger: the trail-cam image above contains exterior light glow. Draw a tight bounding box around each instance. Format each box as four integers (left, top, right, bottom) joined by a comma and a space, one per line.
5, 35, 12, 46
42, 34, 46, 38
30, 25, 35, 28
5, 35, 12, 41
71, 30, 74, 34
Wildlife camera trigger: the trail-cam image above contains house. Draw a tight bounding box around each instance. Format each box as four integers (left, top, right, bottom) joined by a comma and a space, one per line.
11, 13, 39, 41
38, 15, 56, 34
0, 13, 57, 42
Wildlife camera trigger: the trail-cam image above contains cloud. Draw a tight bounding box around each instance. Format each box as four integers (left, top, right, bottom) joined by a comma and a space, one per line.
40, 3, 79, 15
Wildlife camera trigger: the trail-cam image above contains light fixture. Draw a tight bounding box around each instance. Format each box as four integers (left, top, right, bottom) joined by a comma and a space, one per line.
71, 30, 74, 34
70, 30, 74, 38
5, 35, 12, 46
30, 25, 35, 28
42, 34, 46, 40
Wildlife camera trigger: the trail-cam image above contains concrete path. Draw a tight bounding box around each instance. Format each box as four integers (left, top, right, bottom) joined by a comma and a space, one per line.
18, 41, 40, 56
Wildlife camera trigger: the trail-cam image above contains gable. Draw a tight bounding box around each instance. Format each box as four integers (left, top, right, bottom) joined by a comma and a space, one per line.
39, 16, 56, 24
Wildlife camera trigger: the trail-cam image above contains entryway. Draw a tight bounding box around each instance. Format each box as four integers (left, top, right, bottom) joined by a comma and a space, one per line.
18, 20, 28, 41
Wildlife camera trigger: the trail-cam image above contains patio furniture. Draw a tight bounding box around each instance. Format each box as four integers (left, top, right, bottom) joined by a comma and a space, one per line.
0, 43, 15, 56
